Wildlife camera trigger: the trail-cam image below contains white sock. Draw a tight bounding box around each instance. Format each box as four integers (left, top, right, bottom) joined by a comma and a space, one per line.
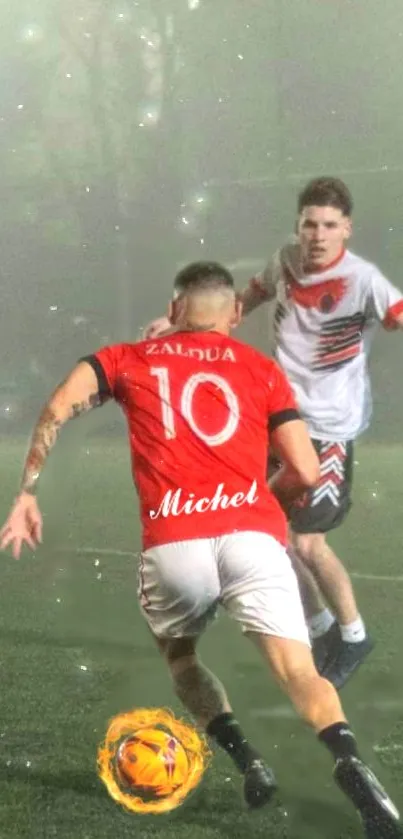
308, 608, 336, 639
340, 616, 366, 643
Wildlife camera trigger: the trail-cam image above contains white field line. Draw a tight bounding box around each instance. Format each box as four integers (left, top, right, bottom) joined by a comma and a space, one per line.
374, 744, 403, 754
58, 548, 403, 583
250, 698, 403, 721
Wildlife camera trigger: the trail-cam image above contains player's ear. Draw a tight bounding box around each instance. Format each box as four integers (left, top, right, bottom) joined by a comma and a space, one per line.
167, 300, 176, 324
230, 295, 243, 329
343, 217, 352, 241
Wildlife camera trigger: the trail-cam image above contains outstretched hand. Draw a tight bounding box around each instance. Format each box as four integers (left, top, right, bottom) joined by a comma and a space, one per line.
138, 316, 172, 341
0, 492, 43, 559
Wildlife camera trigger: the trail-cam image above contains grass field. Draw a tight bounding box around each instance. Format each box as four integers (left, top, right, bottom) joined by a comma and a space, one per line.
0, 437, 402, 839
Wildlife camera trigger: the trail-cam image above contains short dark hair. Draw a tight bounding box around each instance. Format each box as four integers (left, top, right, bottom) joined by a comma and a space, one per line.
297, 177, 353, 217
173, 261, 235, 294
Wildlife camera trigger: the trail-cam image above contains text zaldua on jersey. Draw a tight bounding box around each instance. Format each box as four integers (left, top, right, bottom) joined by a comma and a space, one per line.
145, 342, 236, 362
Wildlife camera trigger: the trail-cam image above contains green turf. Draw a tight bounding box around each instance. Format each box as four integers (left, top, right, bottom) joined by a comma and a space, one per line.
0, 438, 402, 838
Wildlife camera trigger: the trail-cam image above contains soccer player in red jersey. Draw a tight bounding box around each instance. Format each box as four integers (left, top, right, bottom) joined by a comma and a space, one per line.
145, 178, 403, 691
1, 262, 401, 836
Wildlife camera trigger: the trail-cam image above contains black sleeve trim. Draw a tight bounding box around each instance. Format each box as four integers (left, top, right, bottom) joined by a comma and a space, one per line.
269, 408, 301, 433
79, 355, 112, 401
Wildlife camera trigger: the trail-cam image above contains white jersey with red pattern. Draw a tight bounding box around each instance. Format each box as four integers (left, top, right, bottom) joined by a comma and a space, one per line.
251, 238, 403, 441
84, 331, 299, 550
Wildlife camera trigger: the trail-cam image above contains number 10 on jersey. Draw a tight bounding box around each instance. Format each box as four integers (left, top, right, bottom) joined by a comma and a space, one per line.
151, 367, 240, 447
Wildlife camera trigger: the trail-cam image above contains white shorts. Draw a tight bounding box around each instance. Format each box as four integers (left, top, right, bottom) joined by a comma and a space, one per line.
138, 531, 309, 645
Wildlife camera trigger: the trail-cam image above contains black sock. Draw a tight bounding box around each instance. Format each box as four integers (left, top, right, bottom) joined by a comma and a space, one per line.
206, 712, 260, 773
319, 722, 360, 762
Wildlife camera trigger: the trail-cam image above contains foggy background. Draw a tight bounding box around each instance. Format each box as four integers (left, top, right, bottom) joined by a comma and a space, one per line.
1, 0, 403, 441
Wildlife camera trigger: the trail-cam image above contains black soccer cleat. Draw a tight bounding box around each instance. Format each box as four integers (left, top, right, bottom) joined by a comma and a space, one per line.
334, 756, 403, 838
322, 635, 375, 690
312, 622, 342, 674
243, 758, 278, 809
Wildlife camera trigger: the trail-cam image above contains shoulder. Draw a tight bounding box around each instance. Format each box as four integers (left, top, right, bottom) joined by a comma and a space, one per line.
227, 334, 278, 372
258, 235, 299, 275
112, 341, 143, 358
275, 235, 302, 279
344, 249, 381, 280
91, 341, 140, 369
279, 234, 300, 262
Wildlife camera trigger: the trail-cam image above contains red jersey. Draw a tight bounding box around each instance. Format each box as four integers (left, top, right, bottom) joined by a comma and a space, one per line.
84, 331, 299, 550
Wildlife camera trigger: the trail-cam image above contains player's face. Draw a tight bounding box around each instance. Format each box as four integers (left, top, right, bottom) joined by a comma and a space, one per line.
297, 206, 352, 270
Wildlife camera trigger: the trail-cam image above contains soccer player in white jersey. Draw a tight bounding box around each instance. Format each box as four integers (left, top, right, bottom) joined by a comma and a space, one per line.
144, 178, 403, 690
1, 261, 401, 836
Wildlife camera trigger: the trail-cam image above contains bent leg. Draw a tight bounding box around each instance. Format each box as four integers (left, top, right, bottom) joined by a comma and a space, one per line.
291, 531, 359, 626
155, 635, 276, 806
156, 636, 232, 729
249, 632, 345, 731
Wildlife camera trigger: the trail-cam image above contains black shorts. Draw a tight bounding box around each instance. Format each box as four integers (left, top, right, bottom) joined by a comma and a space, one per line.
269, 439, 354, 535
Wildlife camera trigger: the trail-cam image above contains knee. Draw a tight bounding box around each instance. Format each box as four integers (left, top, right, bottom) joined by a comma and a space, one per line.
157, 637, 198, 675
259, 635, 317, 687
273, 650, 317, 689
292, 533, 326, 571
273, 655, 335, 711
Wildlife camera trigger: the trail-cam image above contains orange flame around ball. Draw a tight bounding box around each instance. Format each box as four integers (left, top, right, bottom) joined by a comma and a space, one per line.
97, 707, 210, 814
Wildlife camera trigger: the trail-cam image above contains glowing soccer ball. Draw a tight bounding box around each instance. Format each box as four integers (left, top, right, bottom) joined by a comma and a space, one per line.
98, 707, 210, 814
116, 728, 189, 797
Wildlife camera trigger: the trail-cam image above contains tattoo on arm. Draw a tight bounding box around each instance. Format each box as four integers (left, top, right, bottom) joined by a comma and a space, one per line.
20, 392, 101, 494
20, 407, 63, 494
71, 392, 101, 418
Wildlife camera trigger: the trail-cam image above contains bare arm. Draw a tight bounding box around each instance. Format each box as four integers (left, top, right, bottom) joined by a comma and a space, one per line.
240, 268, 277, 316
20, 361, 104, 494
1, 361, 106, 559
269, 420, 320, 514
